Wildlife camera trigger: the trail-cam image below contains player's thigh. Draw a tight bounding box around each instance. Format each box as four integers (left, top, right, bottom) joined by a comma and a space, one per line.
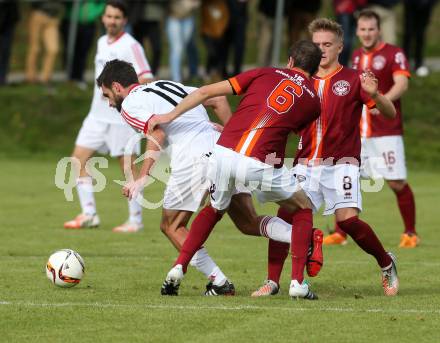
321, 164, 362, 216
284, 164, 324, 214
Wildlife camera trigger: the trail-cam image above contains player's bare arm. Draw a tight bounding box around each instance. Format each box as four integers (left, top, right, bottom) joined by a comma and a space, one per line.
203, 96, 233, 125
123, 127, 165, 200
360, 71, 396, 118
148, 80, 233, 133
385, 74, 409, 102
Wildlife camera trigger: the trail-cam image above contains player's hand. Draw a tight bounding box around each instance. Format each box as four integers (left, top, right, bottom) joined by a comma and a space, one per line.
122, 175, 148, 200
360, 70, 379, 97
211, 122, 224, 132
369, 108, 380, 115
147, 114, 170, 135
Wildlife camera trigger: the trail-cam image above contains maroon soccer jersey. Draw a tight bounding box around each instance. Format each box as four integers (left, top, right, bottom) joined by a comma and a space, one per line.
218, 67, 321, 167
294, 65, 375, 165
352, 43, 410, 137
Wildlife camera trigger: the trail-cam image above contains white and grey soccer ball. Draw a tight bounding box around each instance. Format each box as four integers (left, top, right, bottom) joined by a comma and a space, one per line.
46, 249, 85, 288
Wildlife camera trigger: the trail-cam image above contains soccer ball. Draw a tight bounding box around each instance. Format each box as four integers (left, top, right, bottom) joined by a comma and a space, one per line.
46, 249, 85, 288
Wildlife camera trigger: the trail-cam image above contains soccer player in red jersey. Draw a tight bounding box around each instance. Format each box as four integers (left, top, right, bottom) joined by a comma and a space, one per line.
149, 40, 323, 299
252, 18, 400, 297
324, 9, 419, 248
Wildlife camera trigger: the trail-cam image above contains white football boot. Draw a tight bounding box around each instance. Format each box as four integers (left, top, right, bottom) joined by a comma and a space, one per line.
161, 264, 184, 296
289, 280, 318, 300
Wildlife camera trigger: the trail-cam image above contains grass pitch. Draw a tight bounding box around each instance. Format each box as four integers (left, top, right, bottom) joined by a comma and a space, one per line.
0, 158, 439, 343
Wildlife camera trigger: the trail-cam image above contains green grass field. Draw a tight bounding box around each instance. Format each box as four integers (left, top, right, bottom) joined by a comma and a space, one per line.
1, 157, 439, 343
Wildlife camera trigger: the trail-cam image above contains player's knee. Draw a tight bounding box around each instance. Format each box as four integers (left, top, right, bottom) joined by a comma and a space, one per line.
388, 180, 406, 193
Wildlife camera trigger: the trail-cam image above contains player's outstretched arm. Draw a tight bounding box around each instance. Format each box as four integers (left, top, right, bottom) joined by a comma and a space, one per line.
204, 96, 233, 125
148, 80, 233, 134
122, 127, 165, 200
385, 74, 409, 102
360, 71, 396, 118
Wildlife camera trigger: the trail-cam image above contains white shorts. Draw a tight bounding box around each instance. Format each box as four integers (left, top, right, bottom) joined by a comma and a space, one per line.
293, 163, 362, 216
76, 116, 141, 157
207, 145, 300, 211
162, 131, 222, 212
361, 135, 407, 180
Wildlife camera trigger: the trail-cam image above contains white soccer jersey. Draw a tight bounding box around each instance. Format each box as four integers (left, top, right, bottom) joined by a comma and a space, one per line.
121, 81, 217, 166
88, 32, 153, 124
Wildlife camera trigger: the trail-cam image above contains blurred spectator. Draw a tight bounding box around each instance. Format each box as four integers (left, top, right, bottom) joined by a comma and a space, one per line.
366, 0, 399, 44
287, 0, 321, 46
0, 0, 20, 86
25, 0, 63, 84
333, 0, 367, 66
403, 0, 438, 77
166, 0, 200, 82
256, 0, 279, 66
61, 0, 105, 89
201, 0, 229, 81
221, 0, 248, 77
130, 0, 167, 76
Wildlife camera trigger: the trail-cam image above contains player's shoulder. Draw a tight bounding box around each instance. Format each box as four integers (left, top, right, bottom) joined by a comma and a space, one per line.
120, 32, 142, 47
122, 85, 146, 107
97, 34, 107, 46
336, 65, 361, 80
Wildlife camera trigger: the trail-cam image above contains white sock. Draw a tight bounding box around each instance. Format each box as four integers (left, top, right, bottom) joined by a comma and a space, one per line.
189, 247, 227, 286
259, 216, 291, 243
76, 176, 96, 216
128, 191, 143, 224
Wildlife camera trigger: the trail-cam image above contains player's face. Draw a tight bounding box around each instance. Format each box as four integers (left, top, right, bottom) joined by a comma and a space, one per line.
312, 31, 342, 70
102, 5, 127, 37
356, 17, 381, 50
101, 84, 124, 112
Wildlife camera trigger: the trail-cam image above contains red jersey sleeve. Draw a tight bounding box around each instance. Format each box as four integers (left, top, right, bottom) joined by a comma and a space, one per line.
391, 48, 411, 78
228, 68, 263, 95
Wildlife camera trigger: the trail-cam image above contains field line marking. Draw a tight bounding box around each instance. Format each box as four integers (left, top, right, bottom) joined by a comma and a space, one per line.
1, 300, 439, 315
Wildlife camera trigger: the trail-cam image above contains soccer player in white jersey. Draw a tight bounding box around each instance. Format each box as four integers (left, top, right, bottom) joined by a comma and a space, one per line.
64, 1, 154, 232
96, 59, 323, 296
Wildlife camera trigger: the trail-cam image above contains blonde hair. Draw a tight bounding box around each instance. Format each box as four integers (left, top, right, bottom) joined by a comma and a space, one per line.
308, 18, 344, 41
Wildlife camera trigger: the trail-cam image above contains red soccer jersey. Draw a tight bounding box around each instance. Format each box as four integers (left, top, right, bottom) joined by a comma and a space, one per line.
352, 43, 410, 137
294, 65, 375, 165
218, 67, 321, 167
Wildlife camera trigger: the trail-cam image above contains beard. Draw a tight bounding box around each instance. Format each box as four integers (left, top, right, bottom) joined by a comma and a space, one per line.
114, 95, 123, 112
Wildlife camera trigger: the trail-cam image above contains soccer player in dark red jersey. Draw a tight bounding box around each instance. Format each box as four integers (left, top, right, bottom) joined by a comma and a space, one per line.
324, 9, 419, 248
252, 18, 400, 298
149, 40, 324, 299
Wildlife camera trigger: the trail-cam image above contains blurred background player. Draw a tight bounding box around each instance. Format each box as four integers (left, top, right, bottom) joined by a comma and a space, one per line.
64, 0, 153, 232
324, 9, 419, 248
252, 18, 399, 298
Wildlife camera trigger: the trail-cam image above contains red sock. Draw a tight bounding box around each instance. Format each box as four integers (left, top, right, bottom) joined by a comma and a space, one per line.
338, 216, 391, 269
395, 184, 416, 235
334, 220, 347, 238
175, 206, 223, 272
267, 207, 292, 284
291, 209, 313, 283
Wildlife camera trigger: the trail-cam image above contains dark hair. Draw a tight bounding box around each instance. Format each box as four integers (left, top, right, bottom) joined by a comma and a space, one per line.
96, 59, 138, 88
105, 0, 128, 17
357, 9, 381, 29
288, 40, 322, 76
